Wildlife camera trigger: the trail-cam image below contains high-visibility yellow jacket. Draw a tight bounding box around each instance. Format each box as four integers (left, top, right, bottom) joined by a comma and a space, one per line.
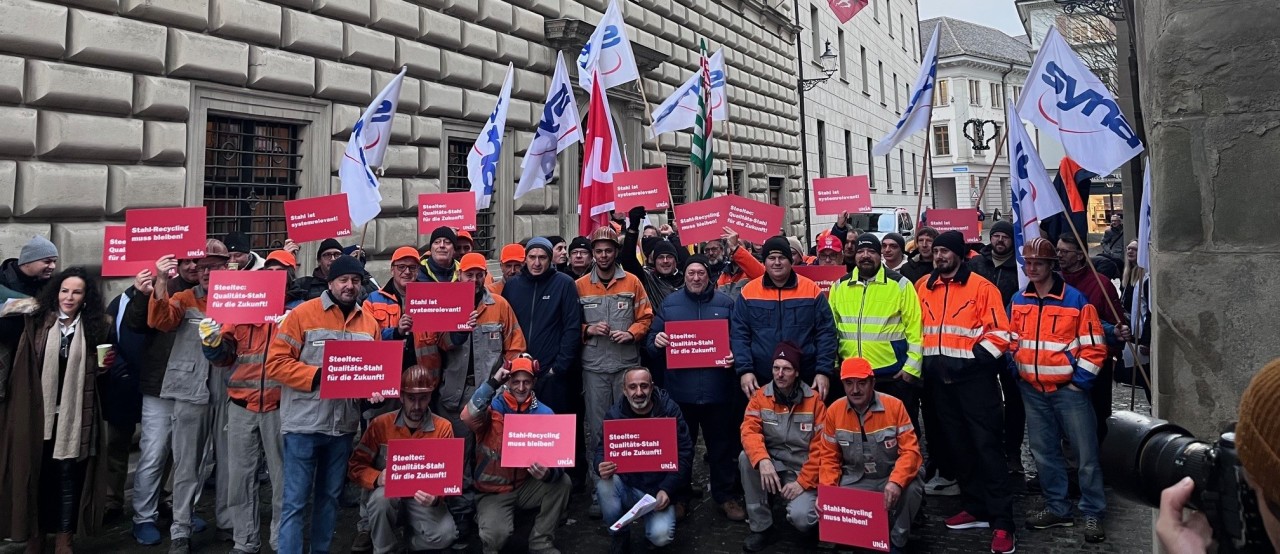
828, 266, 923, 378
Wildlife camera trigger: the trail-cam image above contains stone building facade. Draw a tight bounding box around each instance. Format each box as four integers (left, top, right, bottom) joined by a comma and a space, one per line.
0, 0, 803, 287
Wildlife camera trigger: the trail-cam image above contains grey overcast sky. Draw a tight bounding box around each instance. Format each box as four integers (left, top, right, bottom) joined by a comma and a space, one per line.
918, 0, 1026, 37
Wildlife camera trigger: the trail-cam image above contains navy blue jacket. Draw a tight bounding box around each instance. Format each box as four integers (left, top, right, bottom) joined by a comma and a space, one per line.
592, 387, 693, 497
646, 286, 736, 405
500, 265, 581, 375
103, 289, 145, 426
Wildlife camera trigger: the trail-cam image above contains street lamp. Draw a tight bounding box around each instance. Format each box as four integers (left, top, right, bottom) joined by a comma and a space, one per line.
800, 41, 839, 91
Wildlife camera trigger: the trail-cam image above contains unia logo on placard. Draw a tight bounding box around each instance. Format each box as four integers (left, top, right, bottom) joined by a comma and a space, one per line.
660, 462, 677, 470
443, 486, 461, 495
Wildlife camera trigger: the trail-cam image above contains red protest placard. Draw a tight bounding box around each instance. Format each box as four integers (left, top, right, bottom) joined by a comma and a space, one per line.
925, 209, 981, 243
418, 192, 476, 235
604, 418, 678, 474
818, 485, 891, 552
405, 282, 475, 332
125, 207, 207, 261
724, 195, 785, 245
384, 438, 465, 498
665, 320, 730, 369
500, 414, 577, 468
319, 341, 404, 400
813, 176, 872, 216
284, 194, 353, 243
205, 270, 286, 325
674, 196, 729, 244
612, 168, 671, 212
101, 226, 152, 277
795, 265, 849, 295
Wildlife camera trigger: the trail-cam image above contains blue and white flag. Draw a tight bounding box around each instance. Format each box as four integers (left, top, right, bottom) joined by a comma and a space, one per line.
577, 0, 640, 92
1017, 26, 1144, 176
1007, 104, 1066, 289
650, 49, 728, 137
1130, 159, 1152, 338
515, 53, 582, 199
467, 63, 515, 210
339, 67, 407, 226
872, 26, 938, 157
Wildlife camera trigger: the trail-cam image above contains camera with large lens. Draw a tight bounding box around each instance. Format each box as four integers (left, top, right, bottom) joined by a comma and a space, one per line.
1102, 411, 1274, 553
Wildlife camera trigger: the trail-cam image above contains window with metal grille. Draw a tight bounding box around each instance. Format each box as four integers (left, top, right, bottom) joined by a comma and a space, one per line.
728, 169, 744, 196
666, 165, 688, 221
446, 139, 495, 257
203, 115, 303, 254
768, 177, 784, 207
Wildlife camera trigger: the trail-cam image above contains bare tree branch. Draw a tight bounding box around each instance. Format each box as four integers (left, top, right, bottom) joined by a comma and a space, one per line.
1054, 12, 1118, 94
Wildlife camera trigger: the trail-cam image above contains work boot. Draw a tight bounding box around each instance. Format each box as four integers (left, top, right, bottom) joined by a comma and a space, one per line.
1025, 509, 1073, 530
24, 533, 44, 554
720, 499, 746, 522
1083, 515, 1106, 543
351, 530, 373, 553
742, 526, 775, 552
169, 537, 191, 554
54, 532, 73, 554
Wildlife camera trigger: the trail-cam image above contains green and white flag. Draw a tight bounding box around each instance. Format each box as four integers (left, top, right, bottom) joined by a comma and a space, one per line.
691, 40, 714, 200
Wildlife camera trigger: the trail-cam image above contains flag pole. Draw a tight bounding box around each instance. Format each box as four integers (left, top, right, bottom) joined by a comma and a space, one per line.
1060, 210, 1153, 393
914, 138, 931, 230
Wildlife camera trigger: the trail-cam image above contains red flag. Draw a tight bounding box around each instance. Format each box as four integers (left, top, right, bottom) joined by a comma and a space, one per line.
828, 0, 869, 23
578, 75, 625, 236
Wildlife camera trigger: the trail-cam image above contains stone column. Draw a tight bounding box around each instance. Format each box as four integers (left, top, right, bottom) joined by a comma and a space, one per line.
1139, 1, 1280, 436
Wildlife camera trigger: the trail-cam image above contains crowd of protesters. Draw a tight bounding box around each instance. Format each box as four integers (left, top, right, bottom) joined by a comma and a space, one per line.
0, 207, 1138, 554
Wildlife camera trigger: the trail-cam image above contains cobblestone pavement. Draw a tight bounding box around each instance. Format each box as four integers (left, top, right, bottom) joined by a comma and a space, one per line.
15, 384, 1157, 553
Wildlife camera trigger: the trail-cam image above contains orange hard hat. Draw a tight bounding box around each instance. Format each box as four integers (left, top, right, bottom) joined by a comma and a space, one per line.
402, 366, 439, 394
1021, 237, 1057, 261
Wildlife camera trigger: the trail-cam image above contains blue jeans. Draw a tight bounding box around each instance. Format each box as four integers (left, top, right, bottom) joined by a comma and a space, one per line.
279, 433, 353, 554
1020, 381, 1106, 519
596, 478, 675, 547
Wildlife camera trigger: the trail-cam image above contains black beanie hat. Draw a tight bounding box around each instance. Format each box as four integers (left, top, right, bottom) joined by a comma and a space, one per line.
683, 254, 710, 273
990, 220, 1014, 239
933, 230, 967, 256
651, 240, 679, 260
224, 232, 252, 254
546, 235, 566, 247
569, 236, 591, 253
761, 236, 792, 261
317, 238, 343, 260
882, 232, 906, 250
772, 341, 804, 366
429, 226, 457, 246
853, 233, 882, 254
326, 255, 365, 282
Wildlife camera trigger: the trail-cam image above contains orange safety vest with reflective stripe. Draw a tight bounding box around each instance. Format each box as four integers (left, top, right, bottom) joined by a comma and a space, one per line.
348, 410, 454, 490
1008, 276, 1108, 393
217, 321, 282, 412
915, 265, 1012, 382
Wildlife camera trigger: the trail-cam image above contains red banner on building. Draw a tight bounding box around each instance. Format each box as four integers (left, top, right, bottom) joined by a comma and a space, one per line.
383, 438, 465, 498
284, 194, 354, 243
795, 265, 849, 295
818, 485, 891, 551
319, 341, 404, 400
405, 282, 475, 332
664, 320, 731, 369
205, 270, 286, 325
125, 207, 207, 261
418, 192, 476, 235
813, 176, 872, 216
924, 209, 981, 243
101, 225, 153, 277
500, 414, 577, 468
604, 418, 678, 474
612, 168, 671, 212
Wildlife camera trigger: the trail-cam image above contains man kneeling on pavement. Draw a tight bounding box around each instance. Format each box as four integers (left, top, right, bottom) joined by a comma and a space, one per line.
815, 357, 924, 553
348, 366, 458, 552
462, 355, 571, 554
739, 342, 826, 552
595, 367, 693, 552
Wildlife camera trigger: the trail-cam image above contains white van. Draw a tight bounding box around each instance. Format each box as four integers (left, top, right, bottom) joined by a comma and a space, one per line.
839, 207, 915, 240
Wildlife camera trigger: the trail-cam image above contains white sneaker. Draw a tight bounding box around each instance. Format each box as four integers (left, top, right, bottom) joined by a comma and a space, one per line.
925, 476, 960, 496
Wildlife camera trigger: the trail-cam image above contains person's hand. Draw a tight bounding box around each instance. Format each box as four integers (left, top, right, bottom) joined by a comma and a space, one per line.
376, 471, 386, 487
397, 314, 412, 335
598, 461, 617, 480
370, 392, 386, 403
99, 348, 117, 370
1156, 477, 1212, 554
491, 366, 511, 384
812, 374, 830, 400
895, 370, 919, 385
628, 206, 646, 226
283, 239, 300, 256
465, 310, 480, 329
758, 459, 782, 494
587, 322, 611, 337
654, 332, 669, 349
884, 482, 902, 510
720, 352, 735, 368
740, 373, 759, 398
722, 227, 740, 252
134, 269, 156, 296
609, 330, 634, 344
198, 319, 223, 348
1066, 383, 1084, 392
413, 490, 439, 506
780, 482, 804, 501
659, 224, 674, 237
154, 255, 178, 280
1117, 324, 1133, 342
654, 490, 671, 511
529, 462, 548, 480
